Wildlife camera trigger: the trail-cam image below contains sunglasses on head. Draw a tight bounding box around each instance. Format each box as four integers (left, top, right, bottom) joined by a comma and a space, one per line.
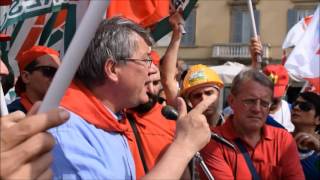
30, 66, 57, 78
292, 101, 314, 112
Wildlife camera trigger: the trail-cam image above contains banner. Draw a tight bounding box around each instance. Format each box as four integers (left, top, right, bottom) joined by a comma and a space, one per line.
0, 0, 89, 74
0, 0, 198, 75
285, 6, 320, 93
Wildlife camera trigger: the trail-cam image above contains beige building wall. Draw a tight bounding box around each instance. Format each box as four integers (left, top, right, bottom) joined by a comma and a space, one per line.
258, 0, 293, 59
155, 0, 318, 65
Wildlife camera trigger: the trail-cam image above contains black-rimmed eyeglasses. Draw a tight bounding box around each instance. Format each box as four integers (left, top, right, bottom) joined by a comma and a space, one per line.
123, 55, 152, 68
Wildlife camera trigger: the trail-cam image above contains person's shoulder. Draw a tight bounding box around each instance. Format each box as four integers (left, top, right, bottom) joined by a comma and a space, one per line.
205, 124, 231, 150
49, 110, 94, 132
212, 120, 229, 133
281, 99, 290, 105
265, 124, 292, 139
266, 115, 286, 129
280, 99, 291, 109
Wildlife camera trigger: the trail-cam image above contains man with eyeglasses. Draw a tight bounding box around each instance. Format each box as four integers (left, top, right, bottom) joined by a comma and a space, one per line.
125, 50, 177, 175
48, 17, 213, 180
7, 46, 60, 113
200, 69, 304, 179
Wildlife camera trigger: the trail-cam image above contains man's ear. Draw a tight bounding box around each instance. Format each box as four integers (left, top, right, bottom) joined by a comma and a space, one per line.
21, 71, 31, 84
104, 59, 118, 82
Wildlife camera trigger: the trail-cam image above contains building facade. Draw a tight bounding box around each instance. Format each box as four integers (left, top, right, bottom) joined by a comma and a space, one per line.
155, 0, 318, 66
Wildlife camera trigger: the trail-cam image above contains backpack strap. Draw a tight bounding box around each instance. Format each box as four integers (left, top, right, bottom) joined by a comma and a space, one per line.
127, 113, 149, 173
235, 139, 260, 180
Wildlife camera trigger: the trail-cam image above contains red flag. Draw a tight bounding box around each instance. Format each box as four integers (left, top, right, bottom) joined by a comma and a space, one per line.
106, 0, 170, 28
0, 0, 11, 6
0, 33, 11, 42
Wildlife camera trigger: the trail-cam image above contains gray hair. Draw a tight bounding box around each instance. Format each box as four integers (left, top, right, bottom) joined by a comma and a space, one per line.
75, 17, 153, 88
230, 68, 274, 96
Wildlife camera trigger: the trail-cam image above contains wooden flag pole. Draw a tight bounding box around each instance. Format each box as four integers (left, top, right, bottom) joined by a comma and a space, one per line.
38, 0, 110, 113
247, 0, 263, 69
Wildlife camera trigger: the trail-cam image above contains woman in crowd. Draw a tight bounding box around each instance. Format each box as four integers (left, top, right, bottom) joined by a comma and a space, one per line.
291, 92, 320, 179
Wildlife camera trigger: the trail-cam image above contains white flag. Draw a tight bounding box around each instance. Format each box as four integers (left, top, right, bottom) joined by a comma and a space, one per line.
285, 5, 320, 93
282, 15, 313, 49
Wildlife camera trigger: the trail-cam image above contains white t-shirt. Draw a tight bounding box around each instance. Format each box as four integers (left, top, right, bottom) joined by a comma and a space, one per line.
269, 100, 295, 132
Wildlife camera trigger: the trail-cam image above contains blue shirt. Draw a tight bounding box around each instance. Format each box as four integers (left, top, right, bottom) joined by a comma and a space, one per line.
300, 149, 320, 180
266, 115, 285, 129
49, 111, 136, 180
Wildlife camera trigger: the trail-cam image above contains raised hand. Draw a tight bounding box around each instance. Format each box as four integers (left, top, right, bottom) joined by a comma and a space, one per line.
250, 36, 263, 68
295, 132, 320, 152
169, 9, 185, 40
0, 105, 69, 179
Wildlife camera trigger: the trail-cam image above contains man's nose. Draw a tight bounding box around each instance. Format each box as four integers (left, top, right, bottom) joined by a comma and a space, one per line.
146, 83, 154, 94
148, 63, 157, 75
251, 100, 263, 112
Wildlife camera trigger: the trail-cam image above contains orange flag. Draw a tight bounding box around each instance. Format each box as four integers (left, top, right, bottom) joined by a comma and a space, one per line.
106, 0, 170, 28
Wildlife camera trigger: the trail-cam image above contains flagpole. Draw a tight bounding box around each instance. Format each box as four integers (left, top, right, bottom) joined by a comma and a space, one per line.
0, 83, 8, 116
38, 0, 110, 113
173, 0, 186, 34
247, 0, 263, 69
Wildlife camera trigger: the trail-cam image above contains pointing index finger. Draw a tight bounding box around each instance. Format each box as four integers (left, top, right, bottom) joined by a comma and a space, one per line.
191, 95, 217, 114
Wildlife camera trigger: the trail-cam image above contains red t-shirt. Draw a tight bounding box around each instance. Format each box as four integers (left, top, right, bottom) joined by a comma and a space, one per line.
200, 119, 305, 180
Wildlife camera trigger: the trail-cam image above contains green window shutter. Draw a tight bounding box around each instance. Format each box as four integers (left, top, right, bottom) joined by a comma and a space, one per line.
231, 9, 243, 43
181, 8, 196, 46
287, 9, 298, 32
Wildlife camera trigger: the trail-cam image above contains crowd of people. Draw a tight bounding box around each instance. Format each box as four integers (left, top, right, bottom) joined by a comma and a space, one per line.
1, 10, 319, 180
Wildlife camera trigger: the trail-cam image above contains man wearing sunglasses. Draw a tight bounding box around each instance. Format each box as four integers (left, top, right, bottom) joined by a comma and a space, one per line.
291, 92, 320, 179
7, 46, 60, 113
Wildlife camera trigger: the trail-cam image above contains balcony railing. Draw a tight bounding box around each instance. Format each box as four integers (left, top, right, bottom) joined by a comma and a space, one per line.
211, 43, 270, 59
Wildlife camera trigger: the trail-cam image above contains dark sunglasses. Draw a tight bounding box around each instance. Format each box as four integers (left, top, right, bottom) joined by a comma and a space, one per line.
292, 101, 314, 112
30, 66, 57, 78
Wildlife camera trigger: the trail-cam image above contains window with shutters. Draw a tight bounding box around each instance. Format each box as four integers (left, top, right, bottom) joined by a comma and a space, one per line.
230, 7, 260, 43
